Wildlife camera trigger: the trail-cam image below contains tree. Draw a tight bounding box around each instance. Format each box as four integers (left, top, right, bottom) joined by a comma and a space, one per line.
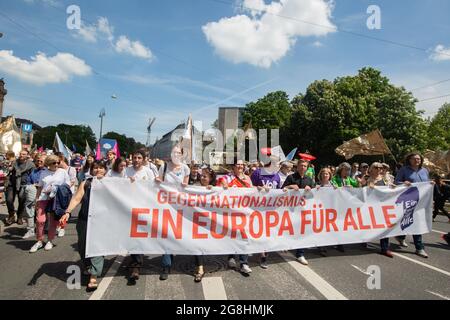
427, 103, 450, 151
242, 91, 292, 149
282, 68, 430, 165
33, 124, 96, 152
242, 91, 292, 130
102, 131, 146, 156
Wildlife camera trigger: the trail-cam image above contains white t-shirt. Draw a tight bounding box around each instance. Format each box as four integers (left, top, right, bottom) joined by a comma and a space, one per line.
38, 168, 71, 201
106, 169, 127, 178
125, 166, 157, 181
159, 162, 190, 186
147, 162, 159, 177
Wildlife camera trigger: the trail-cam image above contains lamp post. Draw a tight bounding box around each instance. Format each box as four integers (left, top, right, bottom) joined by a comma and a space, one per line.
99, 108, 106, 140
98, 95, 117, 142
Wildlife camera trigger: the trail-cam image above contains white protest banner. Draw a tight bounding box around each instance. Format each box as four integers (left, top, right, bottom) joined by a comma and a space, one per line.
86, 180, 433, 258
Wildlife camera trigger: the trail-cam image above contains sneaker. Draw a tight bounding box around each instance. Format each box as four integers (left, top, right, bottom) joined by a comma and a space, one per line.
297, 256, 309, 265
240, 264, 252, 274
227, 257, 237, 269
22, 230, 36, 239
396, 237, 408, 248
159, 267, 170, 281
415, 249, 428, 258
260, 257, 269, 269
44, 241, 54, 251
29, 241, 43, 253
57, 228, 65, 237
442, 234, 450, 246
381, 250, 394, 258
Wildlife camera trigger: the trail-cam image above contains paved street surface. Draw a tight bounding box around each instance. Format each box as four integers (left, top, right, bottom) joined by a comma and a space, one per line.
1, 203, 449, 300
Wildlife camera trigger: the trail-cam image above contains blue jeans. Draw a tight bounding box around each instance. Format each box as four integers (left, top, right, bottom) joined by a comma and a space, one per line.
162, 254, 173, 268
397, 235, 424, 250
228, 254, 248, 266
295, 249, 305, 258
380, 238, 389, 252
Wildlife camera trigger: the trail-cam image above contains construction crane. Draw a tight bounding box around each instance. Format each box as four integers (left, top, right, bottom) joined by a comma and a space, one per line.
146, 117, 156, 147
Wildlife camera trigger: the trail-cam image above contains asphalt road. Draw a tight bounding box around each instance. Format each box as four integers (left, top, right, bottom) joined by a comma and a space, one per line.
0, 203, 449, 300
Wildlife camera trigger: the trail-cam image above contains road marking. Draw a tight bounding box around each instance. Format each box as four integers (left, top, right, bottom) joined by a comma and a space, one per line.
278, 252, 347, 300
202, 277, 227, 300
89, 255, 125, 300
432, 229, 447, 235
351, 265, 372, 276
426, 290, 450, 300
368, 244, 450, 277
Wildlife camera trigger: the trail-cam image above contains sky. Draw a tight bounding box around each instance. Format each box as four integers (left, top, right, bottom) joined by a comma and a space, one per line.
1, 0, 450, 144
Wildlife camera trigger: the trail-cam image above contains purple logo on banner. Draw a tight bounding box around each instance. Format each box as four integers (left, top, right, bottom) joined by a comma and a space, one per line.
395, 187, 419, 231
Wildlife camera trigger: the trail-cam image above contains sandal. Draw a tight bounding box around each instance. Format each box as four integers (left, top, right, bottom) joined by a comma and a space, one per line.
194, 272, 205, 283
87, 277, 98, 291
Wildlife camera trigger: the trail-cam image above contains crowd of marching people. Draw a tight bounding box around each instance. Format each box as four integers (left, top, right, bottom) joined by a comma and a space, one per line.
1, 146, 450, 291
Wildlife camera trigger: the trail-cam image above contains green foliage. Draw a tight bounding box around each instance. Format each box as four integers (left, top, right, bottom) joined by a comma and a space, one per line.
242, 91, 292, 130
243, 67, 431, 165
33, 124, 96, 152
427, 103, 450, 151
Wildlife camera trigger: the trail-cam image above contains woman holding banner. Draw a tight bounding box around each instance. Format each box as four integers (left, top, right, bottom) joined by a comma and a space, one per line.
363, 162, 395, 258
191, 165, 217, 282
60, 161, 107, 291
155, 145, 190, 281
217, 157, 253, 275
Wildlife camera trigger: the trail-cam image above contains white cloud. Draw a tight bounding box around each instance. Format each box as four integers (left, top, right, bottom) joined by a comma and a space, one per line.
76, 17, 115, 43
75, 17, 152, 60
202, 0, 336, 68
312, 41, 324, 47
0, 50, 92, 85
114, 36, 153, 60
97, 17, 115, 43
77, 23, 98, 43
430, 44, 450, 61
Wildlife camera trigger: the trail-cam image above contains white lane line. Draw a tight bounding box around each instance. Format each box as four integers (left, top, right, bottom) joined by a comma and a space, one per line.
426, 290, 450, 300
351, 265, 372, 276
278, 252, 347, 300
432, 229, 447, 235
89, 255, 125, 300
202, 277, 228, 300
368, 244, 450, 277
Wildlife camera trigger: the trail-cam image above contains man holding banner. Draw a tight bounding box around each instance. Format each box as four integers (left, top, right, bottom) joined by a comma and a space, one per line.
394, 152, 433, 258
282, 159, 316, 265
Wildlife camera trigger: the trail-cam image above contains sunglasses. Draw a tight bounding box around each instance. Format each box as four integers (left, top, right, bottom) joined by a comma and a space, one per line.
50, 162, 60, 165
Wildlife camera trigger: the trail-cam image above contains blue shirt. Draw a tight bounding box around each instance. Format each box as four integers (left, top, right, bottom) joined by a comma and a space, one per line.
27, 167, 45, 185
395, 166, 429, 184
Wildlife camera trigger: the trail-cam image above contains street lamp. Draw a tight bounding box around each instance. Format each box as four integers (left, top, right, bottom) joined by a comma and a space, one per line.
99, 108, 106, 140
98, 95, 117, 141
